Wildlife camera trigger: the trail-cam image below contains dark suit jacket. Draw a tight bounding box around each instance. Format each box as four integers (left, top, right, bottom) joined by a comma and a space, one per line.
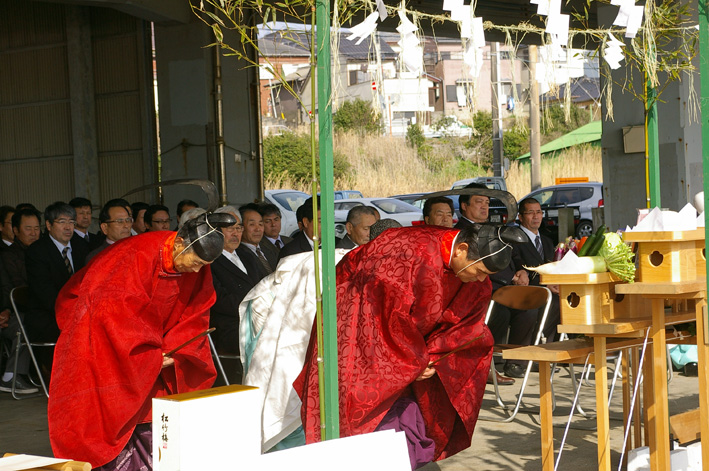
453, 217, 475, 230
511, 230, 554, 287
259, 235, 292, 271
336, 234, 357, 249
70, 232, 97, 263
85, 240, 111, 264
210, 245, 268, 353
25, 234, 89, 341
278, 231, 313, 261
0, 240, 30, 289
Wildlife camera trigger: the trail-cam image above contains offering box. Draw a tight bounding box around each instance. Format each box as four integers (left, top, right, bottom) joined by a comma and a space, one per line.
623, 229, 703, 283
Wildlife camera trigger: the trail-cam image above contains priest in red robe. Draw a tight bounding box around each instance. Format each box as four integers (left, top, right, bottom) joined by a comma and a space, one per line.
295, 223, 525, 469
48, 212, 236, 470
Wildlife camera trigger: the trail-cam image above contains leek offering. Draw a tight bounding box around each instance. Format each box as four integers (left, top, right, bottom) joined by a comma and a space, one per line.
527, 232, 636, 283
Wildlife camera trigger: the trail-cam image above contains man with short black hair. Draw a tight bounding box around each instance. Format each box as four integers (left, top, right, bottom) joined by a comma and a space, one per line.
423, 196, 455, 228
69, 197, 100, 251
86, 199, 133, 263
258, 203, 292, 270
130, 202, 149, 235
336, 205, 378, 249
0, 205, 15, 249
279, 197, 320, 260
175, 199, 199, 230
25, 202, 89, 345
455, 183, 489, 228
144, 204, 171, 232
239, 203, 273, 275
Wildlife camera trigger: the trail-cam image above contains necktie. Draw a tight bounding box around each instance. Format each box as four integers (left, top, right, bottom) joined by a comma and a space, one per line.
275, 239, 282, 249
255, 247, 273, 274
85, 233, 90, 243
535, 235, 544, 260
62, 247, 73, 275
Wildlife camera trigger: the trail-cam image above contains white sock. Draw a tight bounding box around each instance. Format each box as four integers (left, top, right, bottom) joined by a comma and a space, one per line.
2, 372, 13, 382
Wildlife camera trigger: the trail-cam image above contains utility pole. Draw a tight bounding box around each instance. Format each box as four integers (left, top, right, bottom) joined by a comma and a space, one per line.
529, 45, 541, 191
490, 42, 504, 177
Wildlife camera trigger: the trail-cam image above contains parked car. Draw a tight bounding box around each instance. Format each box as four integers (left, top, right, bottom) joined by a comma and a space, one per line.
519, 182, 604, 242
333, 197, 424, 237
334, 190, 363, 200
264, 189, 310, 237
450, 176, 509, 223
451, 176, 507, 191
389, 192, 460, 224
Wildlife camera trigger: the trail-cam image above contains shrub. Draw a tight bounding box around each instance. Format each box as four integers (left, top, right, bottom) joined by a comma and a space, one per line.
406, 122, 425, 149
263, 132, 351, 184
333, 99, 382, 135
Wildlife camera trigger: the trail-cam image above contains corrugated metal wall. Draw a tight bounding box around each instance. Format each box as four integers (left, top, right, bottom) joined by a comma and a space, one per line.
0, 1, 74, 208
0, 0, 155, 211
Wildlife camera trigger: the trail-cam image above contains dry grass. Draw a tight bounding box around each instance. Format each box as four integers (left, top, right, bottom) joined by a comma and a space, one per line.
265, 133, 602, 200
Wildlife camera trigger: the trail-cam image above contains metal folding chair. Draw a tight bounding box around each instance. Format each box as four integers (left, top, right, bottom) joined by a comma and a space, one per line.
208, 332, 241, 385
481, 284, 552, 422
9, 286, 51, 399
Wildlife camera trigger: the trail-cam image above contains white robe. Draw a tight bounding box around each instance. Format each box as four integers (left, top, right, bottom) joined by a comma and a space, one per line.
239, 249, 349, 452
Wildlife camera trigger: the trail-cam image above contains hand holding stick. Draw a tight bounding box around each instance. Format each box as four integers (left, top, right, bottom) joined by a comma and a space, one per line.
163, 327, 215, 358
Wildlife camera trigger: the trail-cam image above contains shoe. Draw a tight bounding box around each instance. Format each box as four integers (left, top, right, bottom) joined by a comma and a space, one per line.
487, 368, 515, 385
503, 363, 527, 379
0, 376, 40, 394
684, 362, 698, 377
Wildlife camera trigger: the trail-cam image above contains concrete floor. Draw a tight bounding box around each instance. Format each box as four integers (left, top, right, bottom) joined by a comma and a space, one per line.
0, 365, 701, 470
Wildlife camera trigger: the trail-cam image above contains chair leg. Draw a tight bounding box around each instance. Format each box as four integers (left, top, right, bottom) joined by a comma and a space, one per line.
11, 331, 46, 400
208, 335, 230, 386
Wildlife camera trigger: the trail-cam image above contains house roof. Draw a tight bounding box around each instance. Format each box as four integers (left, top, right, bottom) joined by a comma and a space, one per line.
258, 31, 397, 60
541, 76, 600, 104
517, 120, 601, 160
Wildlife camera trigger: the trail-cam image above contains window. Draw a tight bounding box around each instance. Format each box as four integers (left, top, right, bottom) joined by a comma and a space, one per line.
530, 190, 555, 207
372, 199, 417, 214
445, 85, 458, 103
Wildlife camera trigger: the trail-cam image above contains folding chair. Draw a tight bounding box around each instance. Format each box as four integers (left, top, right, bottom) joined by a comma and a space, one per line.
208, 332, 241, 386
9, 286, 51, 399
481, 284, 552, 422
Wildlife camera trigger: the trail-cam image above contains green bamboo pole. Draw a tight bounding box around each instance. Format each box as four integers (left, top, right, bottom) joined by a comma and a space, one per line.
646, 78, 661, 208
315, 0, 340, 440
701, 0, 709, 239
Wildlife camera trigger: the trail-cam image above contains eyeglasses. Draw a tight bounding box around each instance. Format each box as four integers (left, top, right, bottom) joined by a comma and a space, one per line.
106, 218, 134, 225
522, 210, 544, 216
152, 219, 172, 224
54, 219, 76, 226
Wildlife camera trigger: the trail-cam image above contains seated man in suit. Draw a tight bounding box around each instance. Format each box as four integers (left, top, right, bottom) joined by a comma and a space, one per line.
0, 205, 15, 249
279, 197, 320, 261
26, 202, 89, 345
238, 203, 273, 275
454, 183, 490, 228
503, 197, 561, 378
258, 203, 292, 271
175, 199, 199, 230
70, 197, 101, 251
143, 204, 172, 232
210, 206, 268, 361
86, 199, 133, 263
336, 205, 378, 249
423, 196, 455, 228
130, 202, 149, 235
0, 207, 43, 394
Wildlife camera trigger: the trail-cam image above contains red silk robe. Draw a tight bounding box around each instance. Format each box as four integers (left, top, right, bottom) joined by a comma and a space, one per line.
48, 232, 217, 467
295, 226, 494, 461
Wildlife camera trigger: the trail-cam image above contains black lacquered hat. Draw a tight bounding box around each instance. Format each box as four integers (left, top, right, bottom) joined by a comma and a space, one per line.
476, 224, 526, 272
182, 212, 237, 262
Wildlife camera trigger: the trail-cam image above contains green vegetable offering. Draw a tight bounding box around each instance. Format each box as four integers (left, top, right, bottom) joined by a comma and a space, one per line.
598, 232, 636, 283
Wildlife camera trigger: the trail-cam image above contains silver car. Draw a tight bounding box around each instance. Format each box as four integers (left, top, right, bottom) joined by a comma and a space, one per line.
334, 197, 424, 238
264, 189, 310, 237
520, 182, 604, 239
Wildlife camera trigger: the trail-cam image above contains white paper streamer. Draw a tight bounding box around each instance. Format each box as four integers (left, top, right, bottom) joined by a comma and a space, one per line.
346, 11, 379, 45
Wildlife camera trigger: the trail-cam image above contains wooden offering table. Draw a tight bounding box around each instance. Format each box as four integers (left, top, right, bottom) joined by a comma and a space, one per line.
504, 255, 708, 471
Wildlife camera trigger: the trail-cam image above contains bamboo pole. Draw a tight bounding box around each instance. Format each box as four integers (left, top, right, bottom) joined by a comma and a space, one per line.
316, 0, 340, 440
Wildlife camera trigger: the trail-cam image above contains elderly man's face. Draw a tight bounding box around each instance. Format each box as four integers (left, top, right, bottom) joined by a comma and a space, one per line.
172, 237, 210, 273
222, 213, 244, 253
262, 213, 282, 239
519, 201, 543, 233
14, 215, 40, 246
101, 206, 132, 243
462, 196, 489, 223
346, 213, 377, 246
241, 210, 264, 245
425, 203, 454, 228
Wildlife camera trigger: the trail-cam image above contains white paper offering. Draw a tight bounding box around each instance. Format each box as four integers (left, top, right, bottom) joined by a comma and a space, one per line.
376, 0, 388, 21
624, 5, 644, 38
546, 13, 569, 42
346, 12, 379, 45
0, 455, 70, 471
539, 250, 583, 274
628, 204, 698, 232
